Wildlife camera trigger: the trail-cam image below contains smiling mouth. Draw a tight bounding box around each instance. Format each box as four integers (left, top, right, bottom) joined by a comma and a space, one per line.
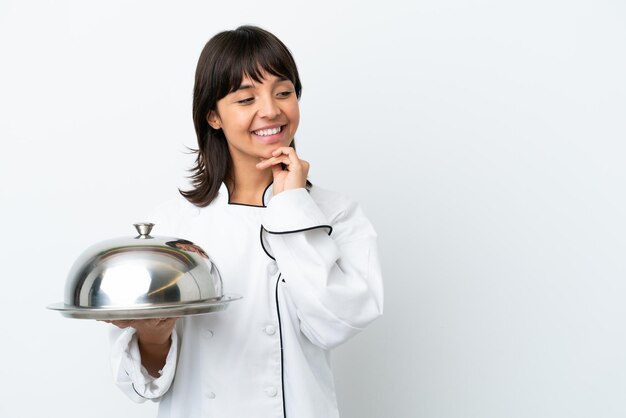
252, 125, 283, 136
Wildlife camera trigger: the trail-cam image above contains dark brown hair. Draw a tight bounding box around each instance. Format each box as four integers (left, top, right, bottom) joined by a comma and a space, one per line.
180, 25, 303, 207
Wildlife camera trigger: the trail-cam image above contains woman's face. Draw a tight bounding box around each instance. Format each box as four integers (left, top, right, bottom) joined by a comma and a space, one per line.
209, 72, 300, 162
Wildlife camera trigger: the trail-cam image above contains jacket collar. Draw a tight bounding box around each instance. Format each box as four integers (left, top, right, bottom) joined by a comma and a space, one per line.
218, 181, 274, 208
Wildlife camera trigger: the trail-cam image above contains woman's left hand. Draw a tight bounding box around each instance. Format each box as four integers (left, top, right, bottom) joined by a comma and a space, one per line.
256, 147, 309, 195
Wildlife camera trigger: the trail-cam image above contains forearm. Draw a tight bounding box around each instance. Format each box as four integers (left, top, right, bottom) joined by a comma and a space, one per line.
109, 325, 179, 402
138, 337, 172, 377
116, 318, 178, 377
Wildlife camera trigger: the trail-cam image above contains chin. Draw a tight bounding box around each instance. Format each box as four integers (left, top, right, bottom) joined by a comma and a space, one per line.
259, 150, 275, 160
261, 141, 291, 158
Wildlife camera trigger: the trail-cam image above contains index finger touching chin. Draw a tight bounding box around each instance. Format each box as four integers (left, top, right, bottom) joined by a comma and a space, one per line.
272, 146, 300, 161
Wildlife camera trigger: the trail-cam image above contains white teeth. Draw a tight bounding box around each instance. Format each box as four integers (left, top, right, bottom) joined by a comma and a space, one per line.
254, 126, 282, 136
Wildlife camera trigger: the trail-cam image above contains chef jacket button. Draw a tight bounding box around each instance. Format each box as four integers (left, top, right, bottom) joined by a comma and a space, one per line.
267, 262, 278, 275
207, 391, 216, 399
264, 325, 276, 335
264, 386, 278, 397
205, 330, 214, 338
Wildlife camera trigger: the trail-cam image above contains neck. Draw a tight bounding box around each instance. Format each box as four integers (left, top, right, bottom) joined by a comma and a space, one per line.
227, 153, 273, 206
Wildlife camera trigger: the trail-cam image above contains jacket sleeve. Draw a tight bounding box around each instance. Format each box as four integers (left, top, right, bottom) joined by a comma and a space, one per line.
108, 325, 179, 402
261, 187, 383, 349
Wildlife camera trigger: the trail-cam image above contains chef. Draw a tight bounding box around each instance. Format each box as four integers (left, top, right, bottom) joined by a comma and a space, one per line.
108, 25, 383, 418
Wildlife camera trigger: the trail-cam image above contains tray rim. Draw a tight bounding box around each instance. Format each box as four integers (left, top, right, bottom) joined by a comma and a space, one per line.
47, 294, 242, 320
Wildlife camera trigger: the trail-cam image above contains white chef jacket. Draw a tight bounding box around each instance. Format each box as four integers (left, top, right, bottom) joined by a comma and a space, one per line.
109, 183, 383, 418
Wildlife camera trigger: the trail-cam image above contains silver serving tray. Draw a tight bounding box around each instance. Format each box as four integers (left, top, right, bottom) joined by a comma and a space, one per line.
47, 295, 242, 320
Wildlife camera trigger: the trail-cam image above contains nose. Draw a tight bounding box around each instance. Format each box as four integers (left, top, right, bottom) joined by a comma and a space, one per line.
258, 95, 281, 119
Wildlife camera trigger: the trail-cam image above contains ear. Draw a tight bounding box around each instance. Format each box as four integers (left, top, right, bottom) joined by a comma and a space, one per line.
207, 111, 221, 130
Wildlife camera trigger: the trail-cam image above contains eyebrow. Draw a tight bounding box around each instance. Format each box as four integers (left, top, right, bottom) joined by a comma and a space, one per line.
236, 84, 254, 91
235, 77, 290, 91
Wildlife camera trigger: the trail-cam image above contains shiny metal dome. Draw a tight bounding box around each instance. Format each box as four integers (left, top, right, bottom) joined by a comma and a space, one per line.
48, 223, 241, 320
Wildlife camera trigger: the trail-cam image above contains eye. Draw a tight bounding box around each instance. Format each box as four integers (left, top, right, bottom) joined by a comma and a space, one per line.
237, 97, 254, 104
277, 90, 293, 98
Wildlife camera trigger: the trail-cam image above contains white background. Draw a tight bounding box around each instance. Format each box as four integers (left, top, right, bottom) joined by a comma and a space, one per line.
1, 1, 625, 417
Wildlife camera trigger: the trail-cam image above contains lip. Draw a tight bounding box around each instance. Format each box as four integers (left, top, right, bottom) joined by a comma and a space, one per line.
251, 124, 287, 145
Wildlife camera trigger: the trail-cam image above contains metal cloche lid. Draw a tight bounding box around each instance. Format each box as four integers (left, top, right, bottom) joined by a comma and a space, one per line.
47, 223, 241, 320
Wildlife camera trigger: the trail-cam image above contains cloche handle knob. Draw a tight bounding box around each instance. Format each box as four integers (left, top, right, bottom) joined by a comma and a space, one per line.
134, 223, 155, 238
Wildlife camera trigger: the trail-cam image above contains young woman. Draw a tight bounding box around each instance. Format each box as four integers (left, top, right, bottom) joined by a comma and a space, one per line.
109, 25, 383, 418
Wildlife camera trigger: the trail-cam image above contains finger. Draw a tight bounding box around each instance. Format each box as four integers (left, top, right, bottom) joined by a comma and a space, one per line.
259, 155, 292, 165
156, 317, 178, 326
256, 156, 293, 169
271, 147, 289, 157
142, 318, 175, 328
144, 318, 161, 327
271, 164, 284, 179
271, 147, 300, 163
100, 319, 134, 329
